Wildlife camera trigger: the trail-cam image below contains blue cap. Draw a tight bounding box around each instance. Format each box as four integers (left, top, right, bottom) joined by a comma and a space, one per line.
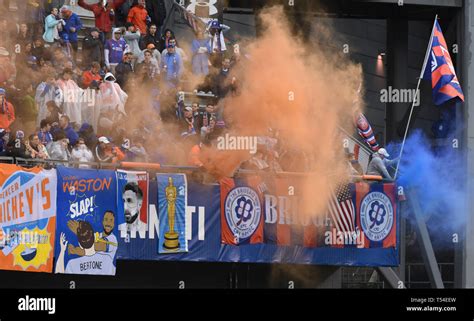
79, 122, 91, 132
210, 20, 220, 29
0, 88, 5, 95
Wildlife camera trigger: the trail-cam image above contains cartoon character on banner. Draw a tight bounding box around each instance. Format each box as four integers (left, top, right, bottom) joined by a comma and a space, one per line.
55, 210, 118, 275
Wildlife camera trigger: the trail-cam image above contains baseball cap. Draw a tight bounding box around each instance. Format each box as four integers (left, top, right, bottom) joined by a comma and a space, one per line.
0, 88, 5, 95
378, 148, 390, 158
16, 130, 25, 139
98, 136, 110, 144
210, 20, 220, 29
27, 55, 37, 63
146, 43, 156, 50
184, 106, 193, 112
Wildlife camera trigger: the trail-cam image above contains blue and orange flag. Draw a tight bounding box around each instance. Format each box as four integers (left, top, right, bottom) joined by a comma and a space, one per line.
421, 19, 464, 105
220, 177, 264, 245
354, 112, 379, 151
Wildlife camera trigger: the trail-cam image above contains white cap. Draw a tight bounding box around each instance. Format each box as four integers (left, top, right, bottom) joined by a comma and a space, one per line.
184, 106, 193, 112
378, 148, 390, 158
98, 136, 110, 144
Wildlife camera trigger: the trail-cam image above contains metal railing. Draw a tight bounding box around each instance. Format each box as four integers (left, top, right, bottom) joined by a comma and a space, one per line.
0, 156, 393, 183
406, 262, 455, 289
341, 267, 385, 289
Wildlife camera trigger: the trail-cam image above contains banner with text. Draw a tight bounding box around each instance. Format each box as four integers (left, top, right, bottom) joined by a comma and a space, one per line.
0, 165, 57, 272
55, 167, 119, 275
117, 176, 399, 266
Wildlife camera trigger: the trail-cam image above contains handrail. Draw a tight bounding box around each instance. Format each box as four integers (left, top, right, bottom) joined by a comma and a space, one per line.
0, 156, 395, 182
338, 125, 374, 155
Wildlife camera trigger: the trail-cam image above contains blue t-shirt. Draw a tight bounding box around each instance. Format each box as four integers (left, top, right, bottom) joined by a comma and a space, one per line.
37, 130, 53, 145
105, 38, 127, 65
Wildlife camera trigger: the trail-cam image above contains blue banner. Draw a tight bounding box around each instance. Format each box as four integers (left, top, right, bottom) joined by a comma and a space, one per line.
55, 167, 119, 275
117, 181, 219, 260
116, 178, 399, 266
157, 174, 188, 253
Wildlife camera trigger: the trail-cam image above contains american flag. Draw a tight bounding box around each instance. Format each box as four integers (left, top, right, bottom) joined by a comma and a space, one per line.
328, 183, 355, 233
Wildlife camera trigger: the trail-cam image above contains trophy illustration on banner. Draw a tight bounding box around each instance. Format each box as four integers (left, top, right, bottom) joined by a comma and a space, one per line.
163, 177, 180, 251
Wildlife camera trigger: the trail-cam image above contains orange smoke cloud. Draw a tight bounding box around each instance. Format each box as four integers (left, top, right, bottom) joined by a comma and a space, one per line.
201, 6, 363, 216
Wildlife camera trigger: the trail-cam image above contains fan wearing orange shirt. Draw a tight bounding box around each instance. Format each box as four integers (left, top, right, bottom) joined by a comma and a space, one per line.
127, 0, 149, 34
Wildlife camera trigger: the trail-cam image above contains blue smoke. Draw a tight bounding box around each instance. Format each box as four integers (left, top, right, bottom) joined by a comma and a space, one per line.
387, 130, 466, 244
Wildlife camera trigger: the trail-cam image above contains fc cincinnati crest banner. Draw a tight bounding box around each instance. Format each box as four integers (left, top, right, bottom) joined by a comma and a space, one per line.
0, 165, 57, 272
55, 167, 119, 275
116, 170, 149, 239
262, 177, 397, 249
355, 182, 397, 248
157, 174, 188, 253
220, 177, 264, 245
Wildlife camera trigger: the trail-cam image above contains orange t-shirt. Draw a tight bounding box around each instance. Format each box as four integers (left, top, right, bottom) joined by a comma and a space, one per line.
82, 70, 102, 88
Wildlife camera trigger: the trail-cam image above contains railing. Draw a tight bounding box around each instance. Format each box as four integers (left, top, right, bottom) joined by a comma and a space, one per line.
10, 157, 198, 172
406, 262, 455, 289
0, 156, 391, 183
341, 267, 385, 289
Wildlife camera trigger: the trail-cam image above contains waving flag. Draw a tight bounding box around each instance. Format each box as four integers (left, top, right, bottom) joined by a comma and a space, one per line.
421, 19, 464, 105
354, 113, 379, 151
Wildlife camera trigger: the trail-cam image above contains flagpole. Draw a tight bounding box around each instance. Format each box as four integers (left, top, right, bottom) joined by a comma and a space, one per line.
394, 15, 438, 180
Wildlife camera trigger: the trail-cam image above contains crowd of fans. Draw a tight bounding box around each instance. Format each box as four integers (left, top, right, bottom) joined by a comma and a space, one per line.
0, 0, 264, 171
